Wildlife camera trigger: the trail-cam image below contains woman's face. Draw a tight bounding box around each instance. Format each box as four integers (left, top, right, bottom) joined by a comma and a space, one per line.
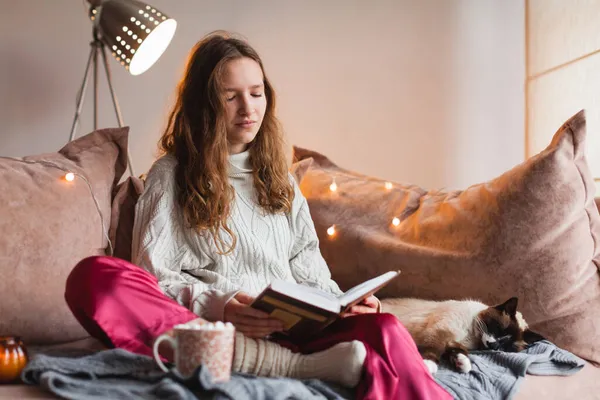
221, 57, 267, 154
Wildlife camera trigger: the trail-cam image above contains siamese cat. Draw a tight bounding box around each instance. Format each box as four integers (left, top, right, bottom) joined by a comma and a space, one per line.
381, 297, 545, 374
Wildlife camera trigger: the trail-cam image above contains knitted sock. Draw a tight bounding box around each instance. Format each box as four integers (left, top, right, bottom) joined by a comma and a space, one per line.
232, 332, 366, 387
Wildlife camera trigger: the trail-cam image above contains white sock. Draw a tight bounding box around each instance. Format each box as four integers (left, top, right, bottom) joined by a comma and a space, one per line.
232, 332, 366, 387
293, 340, 367, 387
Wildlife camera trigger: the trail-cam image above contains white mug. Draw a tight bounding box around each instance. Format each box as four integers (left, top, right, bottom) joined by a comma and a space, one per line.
152, 321, 236, 382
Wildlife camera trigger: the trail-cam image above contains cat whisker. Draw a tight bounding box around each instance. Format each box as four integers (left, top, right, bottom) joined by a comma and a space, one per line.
475, 317, 487, 336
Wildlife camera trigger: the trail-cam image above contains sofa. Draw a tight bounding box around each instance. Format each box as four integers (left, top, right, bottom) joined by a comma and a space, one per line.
1, 111, 600, 399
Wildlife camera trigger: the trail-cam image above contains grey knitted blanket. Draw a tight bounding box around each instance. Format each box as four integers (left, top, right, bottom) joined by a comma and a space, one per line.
434, 340, 585, 400
21, 340, 584, 400
21, 348, 352, 400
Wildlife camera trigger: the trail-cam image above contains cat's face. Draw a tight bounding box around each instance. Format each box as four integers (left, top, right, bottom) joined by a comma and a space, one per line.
475, 297, 545, 352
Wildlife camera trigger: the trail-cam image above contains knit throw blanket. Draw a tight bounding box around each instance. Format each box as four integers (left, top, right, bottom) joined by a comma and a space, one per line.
21, 340, 584, 400
434, 340, 585, 400
21, 348, 352, 400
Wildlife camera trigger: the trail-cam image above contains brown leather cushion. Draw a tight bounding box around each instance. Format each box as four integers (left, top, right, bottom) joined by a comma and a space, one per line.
0, 128, 128, 344
293, 110, 600, 364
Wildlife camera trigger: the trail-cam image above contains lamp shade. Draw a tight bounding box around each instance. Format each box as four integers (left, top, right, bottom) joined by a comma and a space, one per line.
90, 0, 177, 75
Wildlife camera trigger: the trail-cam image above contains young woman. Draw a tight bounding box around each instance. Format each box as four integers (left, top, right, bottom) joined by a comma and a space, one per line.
65, 31, 451, 400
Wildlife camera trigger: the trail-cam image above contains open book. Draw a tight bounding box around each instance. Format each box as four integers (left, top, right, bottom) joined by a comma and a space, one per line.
250, 270, 400, 338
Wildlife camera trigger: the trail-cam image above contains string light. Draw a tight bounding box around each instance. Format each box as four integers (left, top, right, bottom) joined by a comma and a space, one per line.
0, 157, 114, 256
323, 178, 403, 238
329, 180, 337, 192
326, 181, 337, 237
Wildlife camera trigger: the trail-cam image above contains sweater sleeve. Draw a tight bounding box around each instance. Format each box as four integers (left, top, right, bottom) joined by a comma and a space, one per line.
288, 177, 343, 296
131, 159, 240, 322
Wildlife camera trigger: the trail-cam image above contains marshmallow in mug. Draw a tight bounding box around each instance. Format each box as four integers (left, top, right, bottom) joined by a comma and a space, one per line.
176, 321, 235, 331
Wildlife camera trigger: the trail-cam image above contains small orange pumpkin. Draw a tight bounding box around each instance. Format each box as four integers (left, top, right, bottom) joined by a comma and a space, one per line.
0, 337, 28, 383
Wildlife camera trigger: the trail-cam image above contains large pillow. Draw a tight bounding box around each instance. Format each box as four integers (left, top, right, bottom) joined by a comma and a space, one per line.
0, 127, 128, 344
293, 110, 600, 364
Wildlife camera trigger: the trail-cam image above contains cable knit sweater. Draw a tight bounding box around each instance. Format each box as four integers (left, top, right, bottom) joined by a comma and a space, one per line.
131, 150, 342, 322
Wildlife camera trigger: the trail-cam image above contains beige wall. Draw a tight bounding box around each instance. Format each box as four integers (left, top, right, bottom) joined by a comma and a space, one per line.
527, 0, 600, 190
1, 0, 524, 190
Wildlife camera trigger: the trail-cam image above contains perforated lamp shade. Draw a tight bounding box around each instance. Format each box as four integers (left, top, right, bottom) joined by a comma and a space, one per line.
90, 0, 177, 75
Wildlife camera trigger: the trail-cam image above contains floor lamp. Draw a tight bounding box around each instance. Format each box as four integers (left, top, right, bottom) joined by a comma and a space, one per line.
69, 0, 177, 176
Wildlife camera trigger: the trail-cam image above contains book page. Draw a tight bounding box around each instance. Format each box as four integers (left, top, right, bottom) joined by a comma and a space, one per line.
338, 271, 400, 308
270, 280, 341, 313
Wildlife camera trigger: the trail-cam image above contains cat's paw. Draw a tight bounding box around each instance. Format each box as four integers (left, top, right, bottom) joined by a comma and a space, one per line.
454, 353, 472, 373
423, 359, 438, 375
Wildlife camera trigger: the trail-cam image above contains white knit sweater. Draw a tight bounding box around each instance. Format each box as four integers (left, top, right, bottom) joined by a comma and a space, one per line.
131, 151, 342, 322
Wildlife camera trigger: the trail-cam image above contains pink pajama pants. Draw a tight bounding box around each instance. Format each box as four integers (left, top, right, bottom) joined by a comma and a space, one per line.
65, 256, 451, 400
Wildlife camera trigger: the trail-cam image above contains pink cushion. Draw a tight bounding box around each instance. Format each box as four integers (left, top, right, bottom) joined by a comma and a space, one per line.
293, 110, 600, 364
0, 127, 128, 344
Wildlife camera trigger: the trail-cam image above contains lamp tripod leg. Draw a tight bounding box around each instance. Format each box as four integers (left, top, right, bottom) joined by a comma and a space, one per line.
68, 45, 95, 143
93, 43, 99, 131
100, 44, 135, 177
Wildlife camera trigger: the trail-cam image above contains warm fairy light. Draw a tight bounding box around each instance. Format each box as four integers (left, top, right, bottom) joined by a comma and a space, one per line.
64, 172, 75, 182
329, 181, 337, 192
392, 217, 400, 226
327, 225, 336, 236
385, 182, 393, 190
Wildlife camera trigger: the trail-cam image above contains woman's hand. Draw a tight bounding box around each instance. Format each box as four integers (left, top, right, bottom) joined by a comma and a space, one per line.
224, 292, 284, 338
341, 295, 380, 318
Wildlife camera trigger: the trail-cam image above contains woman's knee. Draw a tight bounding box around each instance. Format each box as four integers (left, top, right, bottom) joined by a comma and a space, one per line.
371, 312, 399, 325
67, 255, 110, 287
371, 313, 409, 333
65, 256, 134, 305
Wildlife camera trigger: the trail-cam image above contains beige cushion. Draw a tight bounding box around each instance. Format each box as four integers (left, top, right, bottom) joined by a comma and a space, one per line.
514, 363, 600, 400
290, 157, 313, 184
108, 176, 144, 262
293, 110, 600, 364
0, 127, 128, 344
0, 385, 58, 399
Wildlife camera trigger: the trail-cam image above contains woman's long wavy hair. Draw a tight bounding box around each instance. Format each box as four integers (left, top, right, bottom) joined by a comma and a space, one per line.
159, 32, 294, 254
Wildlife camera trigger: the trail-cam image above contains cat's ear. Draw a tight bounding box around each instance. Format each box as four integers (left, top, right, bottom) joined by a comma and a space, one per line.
495, 297, 518, 317
523, 330, 545, 344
